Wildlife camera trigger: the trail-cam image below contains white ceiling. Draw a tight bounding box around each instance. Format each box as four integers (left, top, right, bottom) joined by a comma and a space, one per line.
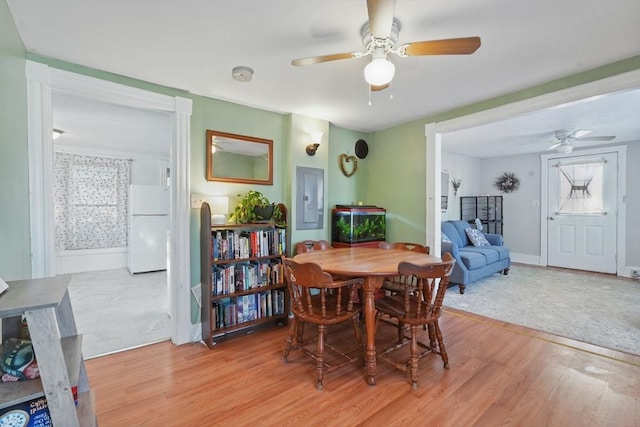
7, 0, 640, 157
52, 93, 172, 156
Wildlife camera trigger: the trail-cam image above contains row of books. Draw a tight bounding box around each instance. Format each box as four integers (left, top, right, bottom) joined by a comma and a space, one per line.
212, 261, 283, 295
211, 290, 286, 329
212, 228, 286, 261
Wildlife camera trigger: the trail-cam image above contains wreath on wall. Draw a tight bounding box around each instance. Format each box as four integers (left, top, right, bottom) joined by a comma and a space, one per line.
494, 172, 520, 193
339, 154, 358, 177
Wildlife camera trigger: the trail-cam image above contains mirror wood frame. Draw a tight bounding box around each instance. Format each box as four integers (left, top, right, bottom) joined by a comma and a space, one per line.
206, 130, 273, 185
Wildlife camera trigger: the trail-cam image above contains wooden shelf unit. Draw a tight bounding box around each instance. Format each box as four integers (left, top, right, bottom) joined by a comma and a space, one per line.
0, 275, 96, 427
460, 195, 503, 236
200, 202, 289, 348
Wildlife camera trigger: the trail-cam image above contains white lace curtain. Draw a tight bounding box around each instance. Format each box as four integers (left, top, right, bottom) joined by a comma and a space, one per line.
54, 152, 131, 250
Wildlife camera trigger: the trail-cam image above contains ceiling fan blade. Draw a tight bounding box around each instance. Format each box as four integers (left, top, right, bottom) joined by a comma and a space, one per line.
568, 129, 592, 139
576, 135, 616, 142
545, 142, 562, 151
291, 52, 357, 66
367, 0, 396, 39
371, 83, 389, 91
401, 37, 481, 56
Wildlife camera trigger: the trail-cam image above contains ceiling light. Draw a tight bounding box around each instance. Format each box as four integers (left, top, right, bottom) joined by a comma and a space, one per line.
364, 49, 395, 86
52, 129, 64, 139
557, 144, 573, 154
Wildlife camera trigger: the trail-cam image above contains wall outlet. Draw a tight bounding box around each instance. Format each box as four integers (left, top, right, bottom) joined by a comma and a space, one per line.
190, 194, 208, 209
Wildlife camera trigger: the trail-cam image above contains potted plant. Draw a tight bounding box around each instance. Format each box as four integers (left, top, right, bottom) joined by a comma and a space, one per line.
230, 190, 280, 224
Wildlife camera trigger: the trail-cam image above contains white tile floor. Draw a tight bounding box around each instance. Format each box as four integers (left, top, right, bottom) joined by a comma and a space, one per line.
67, 268, 170, 358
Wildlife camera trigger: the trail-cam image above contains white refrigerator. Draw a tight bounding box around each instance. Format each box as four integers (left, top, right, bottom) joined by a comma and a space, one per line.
128, 184, 170, 274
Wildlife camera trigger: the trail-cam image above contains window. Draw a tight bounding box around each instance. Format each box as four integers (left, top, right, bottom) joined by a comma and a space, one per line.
556, 160, 605, 215
54, 152, 131, 250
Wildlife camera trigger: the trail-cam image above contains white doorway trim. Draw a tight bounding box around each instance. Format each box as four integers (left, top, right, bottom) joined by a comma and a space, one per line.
541, 146, 626, 274
25, 61, 194, 345
425, 68, 639, 272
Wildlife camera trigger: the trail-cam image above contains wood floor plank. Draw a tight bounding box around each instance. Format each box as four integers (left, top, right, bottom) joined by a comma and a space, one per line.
85, 311, 640, 427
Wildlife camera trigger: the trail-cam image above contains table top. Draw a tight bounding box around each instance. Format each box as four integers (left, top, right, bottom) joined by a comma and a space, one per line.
293, 247, 441, 277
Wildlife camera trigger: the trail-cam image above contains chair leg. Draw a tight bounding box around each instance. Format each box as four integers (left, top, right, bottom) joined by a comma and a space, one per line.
458, 283, 466, 294
427, 323, 437, 349
297, 320, 305, 343
397, 321, 405, 343
282, 317, 298, 362
410, 325, 419, 391
434, 320, 449, 369
351, 314, 364, 366
316, 325, 326, 391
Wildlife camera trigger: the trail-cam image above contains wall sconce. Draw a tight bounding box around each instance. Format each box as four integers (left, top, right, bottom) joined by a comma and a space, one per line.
306, 131, 323, 156
210, 196, 229, 225
52, 129, 64, 140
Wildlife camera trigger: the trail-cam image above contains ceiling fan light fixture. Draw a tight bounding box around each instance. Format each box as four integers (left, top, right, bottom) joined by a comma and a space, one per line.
364, 50, 395, 86
557, 144, 573, 154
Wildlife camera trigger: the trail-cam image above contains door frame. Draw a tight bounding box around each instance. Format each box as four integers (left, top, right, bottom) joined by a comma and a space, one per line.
540, 146, 626, 274
25, 61, 194, 345
425, 69, 638, 278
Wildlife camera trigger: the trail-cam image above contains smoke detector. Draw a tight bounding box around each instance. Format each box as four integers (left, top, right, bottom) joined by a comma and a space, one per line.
232, 66, 254, 82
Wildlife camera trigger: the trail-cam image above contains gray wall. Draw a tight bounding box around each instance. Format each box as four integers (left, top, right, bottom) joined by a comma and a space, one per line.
441, 152, 481, 222
480, 153, 542, 257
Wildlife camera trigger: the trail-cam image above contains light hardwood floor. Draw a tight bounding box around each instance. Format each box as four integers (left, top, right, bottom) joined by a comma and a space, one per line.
85, 308, 639, 427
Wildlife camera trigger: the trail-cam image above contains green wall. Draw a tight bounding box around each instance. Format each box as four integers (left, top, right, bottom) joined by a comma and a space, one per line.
0, 0, 30, 280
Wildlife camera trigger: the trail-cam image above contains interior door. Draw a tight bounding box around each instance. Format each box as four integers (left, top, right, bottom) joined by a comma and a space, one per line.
547, 152, 617, 273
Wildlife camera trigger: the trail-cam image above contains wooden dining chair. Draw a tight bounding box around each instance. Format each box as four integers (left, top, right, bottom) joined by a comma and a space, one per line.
374, 253, 455, 390
378, 242, 430, 294
295, 239, 332, 255
281, 258, 364, 391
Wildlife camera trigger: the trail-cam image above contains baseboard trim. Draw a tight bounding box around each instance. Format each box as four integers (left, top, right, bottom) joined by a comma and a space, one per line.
510, 252, 541, 265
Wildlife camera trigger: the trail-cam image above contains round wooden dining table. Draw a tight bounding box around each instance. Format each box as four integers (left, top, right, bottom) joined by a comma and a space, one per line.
293, 246, 441, 385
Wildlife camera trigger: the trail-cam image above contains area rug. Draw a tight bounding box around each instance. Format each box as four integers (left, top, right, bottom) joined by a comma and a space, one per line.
443, 264, 640, 355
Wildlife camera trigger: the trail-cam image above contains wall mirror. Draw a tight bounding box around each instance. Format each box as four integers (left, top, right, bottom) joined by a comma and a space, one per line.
206, 130, 273, 185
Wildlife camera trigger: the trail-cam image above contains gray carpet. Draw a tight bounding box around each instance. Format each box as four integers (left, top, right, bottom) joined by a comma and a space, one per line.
68, 268, 170, 358
443, 264, 640, 355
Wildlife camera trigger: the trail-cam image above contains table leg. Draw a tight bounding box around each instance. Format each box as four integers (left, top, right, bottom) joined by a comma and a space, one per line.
363, 276, 383, 385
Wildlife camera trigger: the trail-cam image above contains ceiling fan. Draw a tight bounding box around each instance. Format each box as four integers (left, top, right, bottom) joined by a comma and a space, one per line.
291, 0, 481, 91
546, 129, 616, 153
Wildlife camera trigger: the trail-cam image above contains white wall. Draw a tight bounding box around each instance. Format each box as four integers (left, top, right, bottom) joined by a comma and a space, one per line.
441, 151, 481, 221
622, 142, 640, 269
479, 153, 542, 260
55, 144, 168, 273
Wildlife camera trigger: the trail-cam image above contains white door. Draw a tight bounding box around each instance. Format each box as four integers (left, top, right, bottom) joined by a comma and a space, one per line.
547, 152, 617, 273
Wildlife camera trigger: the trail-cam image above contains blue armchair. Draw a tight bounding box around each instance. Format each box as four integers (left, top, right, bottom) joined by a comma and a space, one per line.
441, 220, 510, 294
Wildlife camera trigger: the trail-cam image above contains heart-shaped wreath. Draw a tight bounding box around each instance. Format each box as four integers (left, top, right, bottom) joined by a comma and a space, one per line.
338, 154, 358, 177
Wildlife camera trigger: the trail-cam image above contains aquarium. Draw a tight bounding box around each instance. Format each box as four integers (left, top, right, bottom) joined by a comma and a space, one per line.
331, 205, 386, 245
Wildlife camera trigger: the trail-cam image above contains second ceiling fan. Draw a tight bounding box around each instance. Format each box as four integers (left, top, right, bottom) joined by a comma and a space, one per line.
291, 0, 481, 90
546, 129, 616, 154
